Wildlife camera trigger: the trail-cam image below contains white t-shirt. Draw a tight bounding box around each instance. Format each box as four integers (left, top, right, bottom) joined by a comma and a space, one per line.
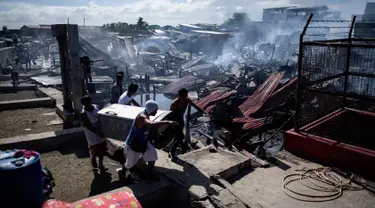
82, 105, 105, 146
118, 91, 134, 105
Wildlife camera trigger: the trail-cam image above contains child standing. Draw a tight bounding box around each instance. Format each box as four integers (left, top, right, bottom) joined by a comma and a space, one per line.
81, 96, 107, 170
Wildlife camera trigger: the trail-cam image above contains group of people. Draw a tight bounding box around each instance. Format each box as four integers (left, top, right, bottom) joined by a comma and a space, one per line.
81, 71, 192, 180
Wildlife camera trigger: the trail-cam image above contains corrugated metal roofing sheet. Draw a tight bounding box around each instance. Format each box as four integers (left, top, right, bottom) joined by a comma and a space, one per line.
239, 72, 284, 117
158, 75, 205, 95
233, 117, 266, 130
262, 76, 297, 111
198, 90, 237, 113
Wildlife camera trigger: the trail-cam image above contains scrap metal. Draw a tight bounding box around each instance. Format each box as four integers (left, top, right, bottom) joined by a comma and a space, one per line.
158, 75, 205, 95
195, 90, 237, 113
262, 76, 297, 111
233, 117, 267, 130
239, 72, 284, 117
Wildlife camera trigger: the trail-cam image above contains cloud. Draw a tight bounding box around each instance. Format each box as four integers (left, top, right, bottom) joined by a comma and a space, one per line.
0, 0, 368, 29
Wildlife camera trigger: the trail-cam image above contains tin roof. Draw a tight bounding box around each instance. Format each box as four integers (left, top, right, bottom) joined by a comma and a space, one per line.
233, 117, 266, 130
158, 75, 205, 95
194, 90, 237, 113
239, 72, 284, 117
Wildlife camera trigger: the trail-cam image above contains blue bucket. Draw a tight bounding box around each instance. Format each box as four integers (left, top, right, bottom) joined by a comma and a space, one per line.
0, 150, 43, 208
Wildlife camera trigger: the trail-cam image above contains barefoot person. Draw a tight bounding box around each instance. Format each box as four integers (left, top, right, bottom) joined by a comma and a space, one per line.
119, 100, 178, 180
169, 88, 192, 161
81, 96, 107, 170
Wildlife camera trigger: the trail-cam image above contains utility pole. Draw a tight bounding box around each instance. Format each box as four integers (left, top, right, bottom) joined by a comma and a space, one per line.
83, 18, 85, 27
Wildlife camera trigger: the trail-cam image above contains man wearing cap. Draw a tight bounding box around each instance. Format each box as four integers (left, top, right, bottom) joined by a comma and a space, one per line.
110, 72, 124, 104
118, 100, 178, 180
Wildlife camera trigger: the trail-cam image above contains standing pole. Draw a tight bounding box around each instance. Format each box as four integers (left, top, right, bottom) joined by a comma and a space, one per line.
153, 85, 156, 100
343, 16, 356, 107
294, 14, 313, 132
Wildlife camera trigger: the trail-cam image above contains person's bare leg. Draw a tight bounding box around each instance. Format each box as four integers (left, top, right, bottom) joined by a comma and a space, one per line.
98, 155, 105, 170
91, 156, 98, 168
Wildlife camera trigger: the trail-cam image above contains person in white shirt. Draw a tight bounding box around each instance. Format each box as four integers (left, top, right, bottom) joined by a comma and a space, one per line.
118, 83, 141, 106
81, 96, 107, 170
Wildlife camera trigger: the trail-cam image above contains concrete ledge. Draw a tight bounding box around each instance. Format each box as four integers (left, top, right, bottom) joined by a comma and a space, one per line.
0, 128, 85, 152
0, 97, 56, 111
179, 145, 252, 180
0, 85, 37, 92
39, 87, 63, 105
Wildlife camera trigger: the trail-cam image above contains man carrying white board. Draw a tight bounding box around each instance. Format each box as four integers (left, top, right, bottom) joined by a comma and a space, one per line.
118, 83, 141, 106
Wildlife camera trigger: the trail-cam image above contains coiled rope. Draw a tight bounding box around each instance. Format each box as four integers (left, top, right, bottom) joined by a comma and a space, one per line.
282, 167, 366, 202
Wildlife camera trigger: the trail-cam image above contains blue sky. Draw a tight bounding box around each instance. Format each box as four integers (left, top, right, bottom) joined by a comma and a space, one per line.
0, 0, 370, 29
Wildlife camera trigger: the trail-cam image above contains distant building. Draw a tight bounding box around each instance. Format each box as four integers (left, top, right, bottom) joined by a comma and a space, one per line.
263, 5, 340, 22
194, 23, 218, 31
263, 7, 291, 21
20, 25, 102, 37
354, 2, 375, 38
179, 24, 202, 33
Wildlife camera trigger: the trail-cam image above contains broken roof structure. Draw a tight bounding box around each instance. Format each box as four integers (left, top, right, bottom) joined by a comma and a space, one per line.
158, 75, 205, 95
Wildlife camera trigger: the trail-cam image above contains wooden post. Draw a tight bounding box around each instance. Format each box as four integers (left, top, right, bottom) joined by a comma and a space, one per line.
67, 24, 83, 115
146, 74, 150, 93
153, 85, 156, 100
126, 65, 130, 82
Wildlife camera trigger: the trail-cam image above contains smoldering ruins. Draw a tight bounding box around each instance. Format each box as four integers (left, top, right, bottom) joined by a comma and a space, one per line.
1, 2, 375, 208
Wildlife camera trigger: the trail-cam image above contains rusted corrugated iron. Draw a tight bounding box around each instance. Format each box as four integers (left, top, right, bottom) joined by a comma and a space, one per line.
195, 91, 225, 109
261, 76, 297, 111
158, 75, 205, 95
233, 117, 266, 130
243, 118, 266, 130
239, 72, 284, 117
194, 90, 237, 113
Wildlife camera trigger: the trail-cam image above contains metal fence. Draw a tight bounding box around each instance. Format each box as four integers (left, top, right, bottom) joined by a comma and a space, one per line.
295, 15, 375, 149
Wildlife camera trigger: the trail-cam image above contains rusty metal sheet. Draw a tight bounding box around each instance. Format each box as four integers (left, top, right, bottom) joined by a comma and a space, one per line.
242, 118, 266, 130
262, 76, 297, 111
158, 75, 205, 95
233, 117, 266, 130
239, 72, 284, 117
195, 91, 224, 109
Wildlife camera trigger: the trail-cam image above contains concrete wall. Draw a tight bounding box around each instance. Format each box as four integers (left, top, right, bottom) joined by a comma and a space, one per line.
0, 47, 15, 66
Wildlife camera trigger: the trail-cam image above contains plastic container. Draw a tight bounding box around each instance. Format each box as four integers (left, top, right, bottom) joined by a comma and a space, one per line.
0, 150, 43, 208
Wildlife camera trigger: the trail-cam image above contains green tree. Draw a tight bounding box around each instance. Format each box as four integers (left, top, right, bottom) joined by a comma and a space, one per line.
137, 17, 148, 30
2, 25, 8, 32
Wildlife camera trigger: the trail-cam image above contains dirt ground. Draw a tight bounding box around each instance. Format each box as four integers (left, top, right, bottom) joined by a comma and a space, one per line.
0, 108, 63, 138
41, 147, 127, 202
0, 90, 45, 101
